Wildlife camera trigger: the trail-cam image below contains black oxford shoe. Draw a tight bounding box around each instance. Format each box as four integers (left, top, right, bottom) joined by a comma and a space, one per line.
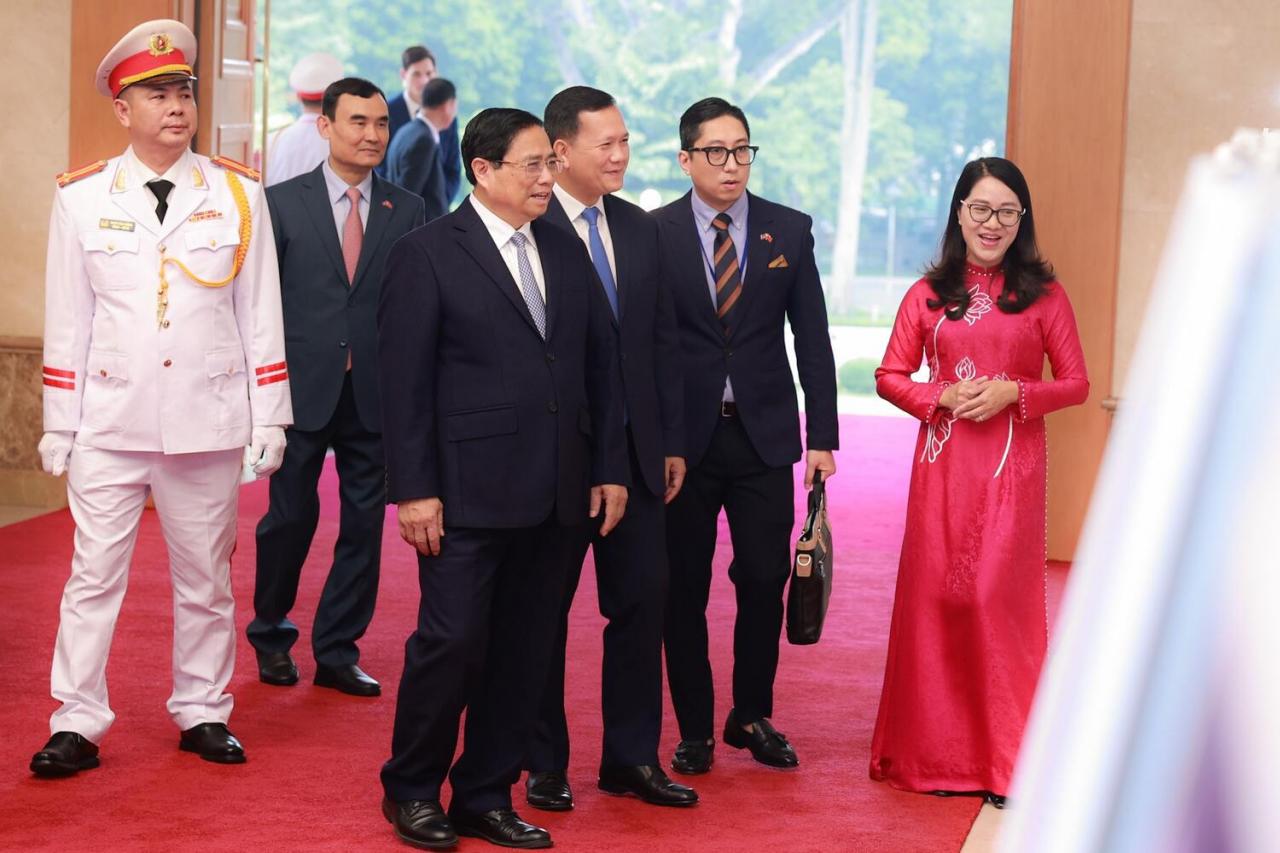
525, 769, 573, 811
598, 764, 699, 806
671, 738, 714, 775
30, 732, 99, 778
382, 797, 457, 850
179, 722, 246, 764
256, 650, 298, 686
448, 808, 551, 849
314, 663, 381, 697
722, 710, 798, 769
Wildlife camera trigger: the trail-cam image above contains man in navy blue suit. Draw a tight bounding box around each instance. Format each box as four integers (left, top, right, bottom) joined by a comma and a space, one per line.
385, 77, 454, 221
377, 108, 629, 851
523, 86, 697, 812
383, 44, 461, 204
249, 78, 425, 698
657, 98, 839, 777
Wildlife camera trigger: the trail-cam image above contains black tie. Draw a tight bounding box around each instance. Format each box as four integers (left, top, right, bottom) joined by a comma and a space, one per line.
711, 212, 741, 334
147, 179, 174, 224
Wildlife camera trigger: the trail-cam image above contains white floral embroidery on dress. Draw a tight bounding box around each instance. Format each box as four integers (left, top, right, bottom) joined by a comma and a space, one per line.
993, 371, 1014, 478
964, 285, 993, 326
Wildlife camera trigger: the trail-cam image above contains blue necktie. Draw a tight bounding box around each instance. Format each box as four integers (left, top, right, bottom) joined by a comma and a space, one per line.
509, 232, 546, 338
581, 206, 619, 319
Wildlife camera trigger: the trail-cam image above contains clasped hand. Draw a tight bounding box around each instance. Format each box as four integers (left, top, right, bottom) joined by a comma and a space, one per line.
941, 377, 1018, 422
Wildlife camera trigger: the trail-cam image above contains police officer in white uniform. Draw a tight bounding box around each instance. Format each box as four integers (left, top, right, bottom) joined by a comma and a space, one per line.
265, 52, 344, 187
30, 19, 292, 777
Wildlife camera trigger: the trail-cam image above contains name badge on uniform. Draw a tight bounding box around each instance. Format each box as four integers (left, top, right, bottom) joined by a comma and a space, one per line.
189, 210, 224, 223
98, 218, 135, 232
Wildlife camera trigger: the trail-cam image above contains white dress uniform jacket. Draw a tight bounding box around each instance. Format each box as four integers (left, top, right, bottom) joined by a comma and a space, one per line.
43, 146, 293, 448
265, 113, 328, 187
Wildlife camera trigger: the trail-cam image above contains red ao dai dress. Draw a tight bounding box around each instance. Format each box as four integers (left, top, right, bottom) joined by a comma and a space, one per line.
868, 263, 1089, 795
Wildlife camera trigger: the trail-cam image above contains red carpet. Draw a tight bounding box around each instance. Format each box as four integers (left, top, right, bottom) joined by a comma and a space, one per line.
0, 414, 1064, 851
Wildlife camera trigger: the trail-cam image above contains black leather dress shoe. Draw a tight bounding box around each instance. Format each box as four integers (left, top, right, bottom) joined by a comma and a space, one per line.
256, 650, 298, 686
449, 808, 551, 849
671, 738, 714, 775
382, 797, 457, 850
722, 710, 798, 768
598, 764, 699, 806
179, 722, 246, 764
525, 769, 573, 811
30, 732, 99, 777
314, 663, 381, 697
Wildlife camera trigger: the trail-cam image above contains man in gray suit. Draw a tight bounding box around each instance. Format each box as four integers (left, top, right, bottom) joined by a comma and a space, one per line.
248, 78, 425, 698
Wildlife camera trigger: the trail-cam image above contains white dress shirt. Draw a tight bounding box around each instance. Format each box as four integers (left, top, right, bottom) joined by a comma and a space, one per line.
552, 183, 617, 282
321, 158, 372, 245
468, 194, 546, 301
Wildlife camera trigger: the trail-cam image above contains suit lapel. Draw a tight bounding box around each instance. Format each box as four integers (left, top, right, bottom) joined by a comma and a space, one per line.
453, 201, 543, 338
156, 158, 207, 243
300, 166, 348, 284
532, 218, 562, 339
350, 175, 393, 293
734, 193, 774, 339
664, 193, 720, 335
603, 195, 629, 320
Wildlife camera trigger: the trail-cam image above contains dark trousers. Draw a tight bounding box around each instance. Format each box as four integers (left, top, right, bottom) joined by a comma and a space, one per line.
527, 436, 669, 772
664, 415, 794, 741
381, 519, 574, 814
248, 374, 386, 667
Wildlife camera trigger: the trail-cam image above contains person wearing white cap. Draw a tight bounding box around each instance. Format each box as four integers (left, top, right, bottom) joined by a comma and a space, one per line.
266, 52, 344, 187
30, 18, 292, 777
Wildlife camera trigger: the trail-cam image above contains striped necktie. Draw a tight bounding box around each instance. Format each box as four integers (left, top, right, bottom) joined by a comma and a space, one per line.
712, 212, 741, 334
510, 231, 546, 338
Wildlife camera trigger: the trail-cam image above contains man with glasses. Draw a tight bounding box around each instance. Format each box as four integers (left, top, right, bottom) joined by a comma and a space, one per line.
656, 97, 838, 776
377, 107, 628, 850
522, 86, 696, 812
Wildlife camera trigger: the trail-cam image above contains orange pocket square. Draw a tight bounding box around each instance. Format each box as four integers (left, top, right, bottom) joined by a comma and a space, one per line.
768, 255, 789, 269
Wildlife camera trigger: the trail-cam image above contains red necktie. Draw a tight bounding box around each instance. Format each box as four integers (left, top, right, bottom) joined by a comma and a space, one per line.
342, 186, 363, 284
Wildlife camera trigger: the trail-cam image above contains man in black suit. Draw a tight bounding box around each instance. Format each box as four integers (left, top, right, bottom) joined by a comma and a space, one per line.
658, 98, 838, 776
521, 86, 697, 813
383, 44, 461, 204
248, 78, 425, 698
385, 77, 453, 220
378, 108, 629, 851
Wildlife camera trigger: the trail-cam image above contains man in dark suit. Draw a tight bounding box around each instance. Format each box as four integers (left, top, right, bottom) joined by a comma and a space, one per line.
522, 86, 697, 813
378, 108, 629, 851
383, 44, 462, 204
385, 77, 453, 221
248, 78, 425, 698
657, 98, 838, 776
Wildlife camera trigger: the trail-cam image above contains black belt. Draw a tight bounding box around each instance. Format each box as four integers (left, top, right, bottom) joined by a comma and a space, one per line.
720, 401, 738, 418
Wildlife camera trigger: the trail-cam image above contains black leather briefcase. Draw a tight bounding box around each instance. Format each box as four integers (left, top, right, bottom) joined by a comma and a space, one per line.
786, 472, 832, 645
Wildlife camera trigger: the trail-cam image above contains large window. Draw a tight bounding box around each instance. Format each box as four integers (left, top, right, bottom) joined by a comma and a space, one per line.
258, 0, 1012, 412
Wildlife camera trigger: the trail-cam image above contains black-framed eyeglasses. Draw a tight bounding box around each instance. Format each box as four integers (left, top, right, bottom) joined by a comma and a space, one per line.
684, 145, 759, 166
964, 202, 1024, 227
493, 157, 566, 177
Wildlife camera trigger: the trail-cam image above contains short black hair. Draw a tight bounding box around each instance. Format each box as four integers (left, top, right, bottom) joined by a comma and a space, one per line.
543, 86, 616, 144
461, 108, 544, 185
678, 97, 750, 150
322, 77, 386, 120
422, 78, 456, 109
401, 45, 436, 70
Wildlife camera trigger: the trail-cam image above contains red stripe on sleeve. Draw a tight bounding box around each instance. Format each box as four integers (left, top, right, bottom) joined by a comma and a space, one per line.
42, 366, 76, 379
255, 361, 287, 376
43, 378, 76, 390
256, 372, 289, 387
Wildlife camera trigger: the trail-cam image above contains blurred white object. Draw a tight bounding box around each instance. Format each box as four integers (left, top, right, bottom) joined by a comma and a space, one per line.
999, 133, 1280, 852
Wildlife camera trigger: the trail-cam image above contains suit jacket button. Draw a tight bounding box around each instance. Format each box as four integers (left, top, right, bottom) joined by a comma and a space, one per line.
162, 320, 171, 329
163, 359, 172, 367
547, 402, 558, 413
338, 340, 348, 348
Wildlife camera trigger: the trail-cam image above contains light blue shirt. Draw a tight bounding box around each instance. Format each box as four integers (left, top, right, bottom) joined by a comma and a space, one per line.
689, 189, 750, 402
321, 158, 372, 247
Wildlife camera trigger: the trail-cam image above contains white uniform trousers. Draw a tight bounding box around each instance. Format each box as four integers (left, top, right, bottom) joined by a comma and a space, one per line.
50, 444, 243, 742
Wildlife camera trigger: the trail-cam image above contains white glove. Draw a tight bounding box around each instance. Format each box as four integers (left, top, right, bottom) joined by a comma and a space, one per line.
38, 432, 75, 477
246, 426, 287, 477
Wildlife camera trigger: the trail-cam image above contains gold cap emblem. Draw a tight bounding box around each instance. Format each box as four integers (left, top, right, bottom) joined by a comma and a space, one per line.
148, 33, 174, 56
